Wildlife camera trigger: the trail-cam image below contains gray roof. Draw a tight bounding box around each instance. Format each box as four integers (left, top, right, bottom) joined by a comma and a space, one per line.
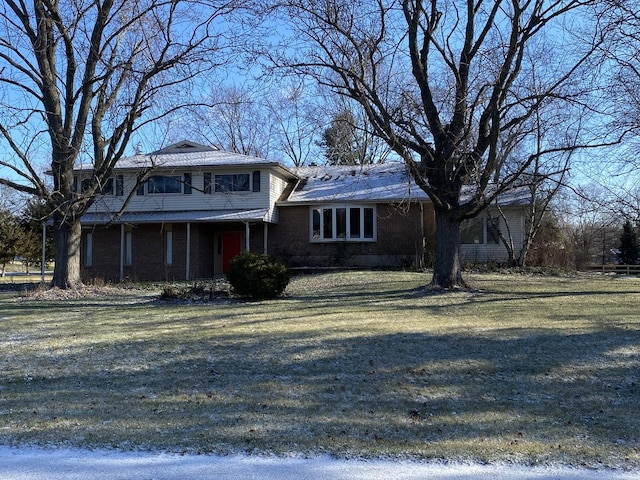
285, 163, 427, 204
81, 209, 270, 225
74, 140, 297, 178
285, 163, 530, 206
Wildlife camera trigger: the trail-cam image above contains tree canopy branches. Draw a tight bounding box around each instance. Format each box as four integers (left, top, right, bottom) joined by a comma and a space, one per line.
259, 0, 617, 287
0, 0, 243, 287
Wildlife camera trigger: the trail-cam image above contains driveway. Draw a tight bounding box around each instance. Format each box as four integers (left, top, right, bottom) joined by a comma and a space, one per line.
0, 447, 638, 480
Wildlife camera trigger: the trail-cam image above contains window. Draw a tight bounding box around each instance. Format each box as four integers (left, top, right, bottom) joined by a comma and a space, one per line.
165, 230, 173, 266
487, 218, 501, 244
124, 230, 132, 266
75, 175, 123, 196
215, 173, 250, 193
311, 205, 376, 242
85, 232, 93, 267
204, 172, 212, 194
115, 175, 124, 196
147, 175, 182, 194
461, 218, 484, 244
252, 170, 261, 192
460, 217, 501, 245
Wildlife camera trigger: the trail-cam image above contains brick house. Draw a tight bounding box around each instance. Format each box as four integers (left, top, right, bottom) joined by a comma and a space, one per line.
76, 141, 529, 282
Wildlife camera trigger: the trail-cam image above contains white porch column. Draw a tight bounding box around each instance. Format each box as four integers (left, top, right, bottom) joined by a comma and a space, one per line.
120, 224, 125, 282
263, 223, 268, 254
245, 222, 250, 251
186, 222, 191, 281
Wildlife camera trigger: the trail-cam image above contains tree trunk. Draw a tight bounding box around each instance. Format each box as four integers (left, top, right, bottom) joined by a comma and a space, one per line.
431, 208, 466, 289
51, 217, 83, 289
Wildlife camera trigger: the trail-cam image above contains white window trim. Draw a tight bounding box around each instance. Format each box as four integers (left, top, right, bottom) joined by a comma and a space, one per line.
309, 205, 377, 243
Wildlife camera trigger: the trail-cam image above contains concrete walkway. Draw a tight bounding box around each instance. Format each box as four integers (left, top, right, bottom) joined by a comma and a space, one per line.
1, 446, 638, 480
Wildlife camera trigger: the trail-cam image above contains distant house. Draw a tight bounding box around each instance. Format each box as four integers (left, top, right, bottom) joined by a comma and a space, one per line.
76, 141, 530, 282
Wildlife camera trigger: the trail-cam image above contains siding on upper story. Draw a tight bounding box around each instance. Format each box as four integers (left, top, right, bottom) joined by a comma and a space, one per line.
82, 166, 294, 219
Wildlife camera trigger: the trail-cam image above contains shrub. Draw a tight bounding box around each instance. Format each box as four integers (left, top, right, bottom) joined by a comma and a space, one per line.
226, 252, 291, 300
160, 280, 230, 302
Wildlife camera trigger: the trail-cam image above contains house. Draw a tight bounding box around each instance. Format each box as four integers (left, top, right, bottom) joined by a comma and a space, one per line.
76, 141, 529, 282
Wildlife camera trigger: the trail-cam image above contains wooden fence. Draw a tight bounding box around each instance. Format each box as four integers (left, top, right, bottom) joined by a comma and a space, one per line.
586, 264, 640, 275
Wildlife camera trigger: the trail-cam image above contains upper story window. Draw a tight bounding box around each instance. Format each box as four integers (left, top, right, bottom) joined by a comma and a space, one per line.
311, 205, 376, 242
215, 173, 250, 193
461, 217, 501, 245
74, 175, 123, 196
147, 175, 182, 194
203, 171, 261, 194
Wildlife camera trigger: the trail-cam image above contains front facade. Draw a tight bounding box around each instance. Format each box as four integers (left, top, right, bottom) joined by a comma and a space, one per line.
77, 141, 528, 282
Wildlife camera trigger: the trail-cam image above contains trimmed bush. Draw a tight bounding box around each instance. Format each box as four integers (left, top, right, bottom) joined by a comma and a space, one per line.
226, 252, 291, 300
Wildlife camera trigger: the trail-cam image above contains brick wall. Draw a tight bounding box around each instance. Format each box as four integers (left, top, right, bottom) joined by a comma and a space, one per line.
81, 203, 432, 282
268, 203, 427, 268
82, 223, 188, 282
81, 225, 121, 283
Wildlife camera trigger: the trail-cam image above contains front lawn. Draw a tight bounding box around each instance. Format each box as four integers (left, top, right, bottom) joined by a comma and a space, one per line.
0, 271, 639, 467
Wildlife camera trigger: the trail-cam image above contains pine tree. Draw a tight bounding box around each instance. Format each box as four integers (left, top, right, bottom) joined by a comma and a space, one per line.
319, 111, 366, 165
619, 220, 640, 265
0, 209, 22, 277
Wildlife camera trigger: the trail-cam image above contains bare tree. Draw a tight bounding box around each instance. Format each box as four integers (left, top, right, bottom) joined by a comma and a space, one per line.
0, 0, 241, 288
187, 84, 274, 157
491, 102, 574, 267
557, 185, 620, 269
261, 0, 613, 288
265, 80, 324, 166
182, 79, 323, 166
579, 2, 640, 218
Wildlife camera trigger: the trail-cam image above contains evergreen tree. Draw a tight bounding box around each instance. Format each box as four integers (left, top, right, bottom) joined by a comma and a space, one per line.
618, 220, 640, 265
319, 110, 367, 165
0, 209, 22, 277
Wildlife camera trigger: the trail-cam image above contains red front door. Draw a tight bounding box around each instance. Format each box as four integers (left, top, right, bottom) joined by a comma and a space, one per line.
222, 232, 242, 273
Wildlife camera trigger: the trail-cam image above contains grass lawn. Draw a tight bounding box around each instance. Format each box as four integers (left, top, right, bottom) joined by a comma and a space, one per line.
0, 271, 639, 467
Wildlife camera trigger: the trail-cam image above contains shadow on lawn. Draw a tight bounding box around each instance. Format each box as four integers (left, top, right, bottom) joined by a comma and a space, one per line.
1, 306, 639, 466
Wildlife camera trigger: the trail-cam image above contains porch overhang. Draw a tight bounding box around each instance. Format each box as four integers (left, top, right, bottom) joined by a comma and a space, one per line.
80, 208, 272, 225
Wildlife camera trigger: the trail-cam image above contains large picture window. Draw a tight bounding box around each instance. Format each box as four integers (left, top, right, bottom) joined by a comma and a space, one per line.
311, 205, 376, 242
